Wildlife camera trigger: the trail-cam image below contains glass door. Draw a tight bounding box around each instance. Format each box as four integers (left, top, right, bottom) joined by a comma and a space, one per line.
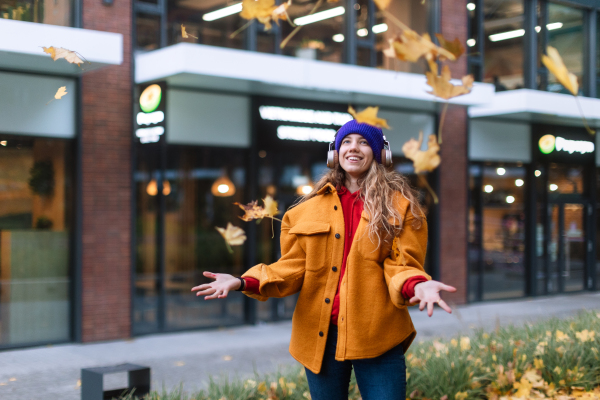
548, 202, 586, 293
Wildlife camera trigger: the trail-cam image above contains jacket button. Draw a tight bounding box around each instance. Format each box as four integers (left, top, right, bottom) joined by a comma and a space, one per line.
334, 205, 338, 210
325, 298, 330, 303
335, 233, 340, 239
319, 331, 324, 337
332, 266, 337, 272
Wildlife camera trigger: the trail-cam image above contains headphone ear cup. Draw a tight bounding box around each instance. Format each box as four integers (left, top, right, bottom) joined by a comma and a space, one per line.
327, 150, 339, 169
381, 149, 393, 167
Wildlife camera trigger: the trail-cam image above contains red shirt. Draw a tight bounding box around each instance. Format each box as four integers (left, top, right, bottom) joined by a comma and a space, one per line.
243, 187, 428, 321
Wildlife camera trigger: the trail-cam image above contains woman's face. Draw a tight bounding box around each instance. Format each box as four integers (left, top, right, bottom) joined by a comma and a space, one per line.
338, 134, 374, 177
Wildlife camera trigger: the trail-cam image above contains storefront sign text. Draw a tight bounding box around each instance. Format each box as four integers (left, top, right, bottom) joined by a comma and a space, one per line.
259, 106, 351, 126
538, 134, 594, 155
276, 126, 336, 142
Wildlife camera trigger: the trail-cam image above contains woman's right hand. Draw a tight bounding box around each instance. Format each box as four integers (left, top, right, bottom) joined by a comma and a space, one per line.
191, 271, 241, 300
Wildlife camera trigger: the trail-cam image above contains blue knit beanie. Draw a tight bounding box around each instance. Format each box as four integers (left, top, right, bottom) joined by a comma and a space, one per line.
335, 120, 384, 164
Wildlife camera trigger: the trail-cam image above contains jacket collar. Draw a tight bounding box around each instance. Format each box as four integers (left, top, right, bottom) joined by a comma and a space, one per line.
317, 182, 337, 195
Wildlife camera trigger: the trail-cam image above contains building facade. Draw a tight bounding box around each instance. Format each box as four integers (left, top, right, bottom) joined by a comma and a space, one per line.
0, 0, 598, 348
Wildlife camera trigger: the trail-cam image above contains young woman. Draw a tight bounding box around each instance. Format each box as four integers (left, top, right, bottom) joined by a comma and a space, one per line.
192, 120, 456, 400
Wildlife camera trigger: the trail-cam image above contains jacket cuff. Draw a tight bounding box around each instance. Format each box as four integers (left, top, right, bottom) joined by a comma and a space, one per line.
242, 277, 260, 294
401, 276, 429, 300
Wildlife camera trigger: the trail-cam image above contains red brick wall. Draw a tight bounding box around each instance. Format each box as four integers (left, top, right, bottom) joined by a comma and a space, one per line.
439, 0, 468, 305
81, 0, 132, 341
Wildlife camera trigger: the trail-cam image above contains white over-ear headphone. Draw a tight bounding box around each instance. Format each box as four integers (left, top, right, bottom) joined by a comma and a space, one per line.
327, 132, 393, 169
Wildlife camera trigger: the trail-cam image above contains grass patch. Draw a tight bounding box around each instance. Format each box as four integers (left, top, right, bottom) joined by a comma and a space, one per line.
117, 310, 600, 400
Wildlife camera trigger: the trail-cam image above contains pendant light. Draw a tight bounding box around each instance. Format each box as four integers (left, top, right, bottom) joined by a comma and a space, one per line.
146, 179, 171, 196
211, 175, 236, 197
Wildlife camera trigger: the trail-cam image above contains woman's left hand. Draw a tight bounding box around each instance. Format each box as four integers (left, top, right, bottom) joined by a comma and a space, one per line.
409, 280, 456, 317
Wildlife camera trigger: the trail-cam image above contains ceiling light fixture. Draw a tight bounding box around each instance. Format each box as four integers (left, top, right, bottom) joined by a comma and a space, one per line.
372, 23, 388, 34
202, 2, 243, 21
489, 22, 562, 42
467, 38, 476, 47
466, 2, 476, 11
496, 167, 506, 175
357, 28, 368, 37
484, 185, 494, 193
295, 6, 345, 26
333, 23, 387, 42
333, 33, 344, 42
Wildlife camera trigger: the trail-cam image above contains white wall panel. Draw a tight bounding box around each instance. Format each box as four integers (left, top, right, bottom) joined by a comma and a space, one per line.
0, 72, 75, 138
167, 90, 250, 147
377, 109, 435, 155
469, 120, 531, 162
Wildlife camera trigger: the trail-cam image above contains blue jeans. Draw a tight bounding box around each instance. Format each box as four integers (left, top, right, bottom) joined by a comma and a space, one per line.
305, 325, 407, 400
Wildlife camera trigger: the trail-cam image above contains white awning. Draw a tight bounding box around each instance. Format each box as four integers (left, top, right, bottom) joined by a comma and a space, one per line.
469, 89, 600, 128
0, 19, 123, 75
135, 43, 494, 111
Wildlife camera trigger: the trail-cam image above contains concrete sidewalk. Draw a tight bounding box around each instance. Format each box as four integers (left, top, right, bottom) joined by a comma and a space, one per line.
1, 292, 599, 400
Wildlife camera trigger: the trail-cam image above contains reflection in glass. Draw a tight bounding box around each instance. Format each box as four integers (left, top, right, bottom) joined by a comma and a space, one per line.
281, 2, 344, 63
163, 146, 247, 329
137, 13, 162, 51
168, 0, 246, 50
134, 143, 161, 335
547, 163, 584, 196
562, 204, 585, 292
483, 0, 524, 90
0, 0, 73, 26
545, 3, 583, 94
0, 136, 73, 346
470, 164, 526, 300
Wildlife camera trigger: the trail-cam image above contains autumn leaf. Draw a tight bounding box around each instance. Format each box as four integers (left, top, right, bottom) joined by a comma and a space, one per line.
216, 223, 246, 253
348, 106, 390, 129
426, 65, 474, 100
402, 131, 440, 174
384, 30, 456, 64
240, 0, 289, 31
513, 377, 533, 398
235, 200, 266, 222
373, 0, 391, 10
263, 195, 280, 217
54, 86, 67, 100
42, 47, 87, 66
435, 34, 465, 60
181, 24, 198, 39
542, 46, 578, 96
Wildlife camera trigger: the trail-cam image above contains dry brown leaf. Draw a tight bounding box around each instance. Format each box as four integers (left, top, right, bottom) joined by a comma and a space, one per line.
348, 106, 390, 129
181, 24, 198, 39
240, 0, 289, 30
402, 131, 440, 174
542, 46, 578, 96
435, 34, 465, 60
54, 86, 67, 100
42, 47, 86, 66
235, 200, 266, 221
426, 65, 474, 100
373, 0, 391, 10
384, 30, 456, 64
216, 223, 246, 252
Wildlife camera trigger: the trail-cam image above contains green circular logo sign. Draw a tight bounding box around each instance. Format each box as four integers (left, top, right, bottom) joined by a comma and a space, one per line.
539, 134, 556, 154
140, 84, 162, 113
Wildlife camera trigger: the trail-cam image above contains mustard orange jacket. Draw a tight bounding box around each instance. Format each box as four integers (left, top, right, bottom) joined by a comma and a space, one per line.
241, 183, 431, 374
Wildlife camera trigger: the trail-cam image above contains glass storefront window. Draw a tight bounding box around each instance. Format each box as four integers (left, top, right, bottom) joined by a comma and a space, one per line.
482, 0, 524, 91
281, 2, 344, 63
377, 0, 428, 73
168, 0, 246, 50
137, 13, 162, 51
469, 163, 526, 300
1, 0, 73, 26
547, 163, 585, 196
0, 136, 74, 346
544, 3, 584, 94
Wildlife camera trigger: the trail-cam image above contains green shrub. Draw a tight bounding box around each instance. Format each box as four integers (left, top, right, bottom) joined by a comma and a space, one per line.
117, 310, 600, 400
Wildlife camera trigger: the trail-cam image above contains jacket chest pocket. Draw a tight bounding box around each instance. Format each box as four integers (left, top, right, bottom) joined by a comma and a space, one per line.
357, 233, 393, 262
289, 221, 331, 271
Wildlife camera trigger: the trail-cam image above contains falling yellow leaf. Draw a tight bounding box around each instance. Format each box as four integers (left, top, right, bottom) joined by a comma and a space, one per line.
348, 106, 390, 129
240, 0, 289, 31
542, 46, 578, 96
216, 223, 247, 253
54, 86, 67, 100
373, 0, 391, 10
42, 46, 86, 66
426, 65, 474, 100
235, 200, 267, 221
402, 131, 441, 174
384, 30, 456, 64
435, 34, 465, 60
181, 24, 198, 39
263, 195, 280, 217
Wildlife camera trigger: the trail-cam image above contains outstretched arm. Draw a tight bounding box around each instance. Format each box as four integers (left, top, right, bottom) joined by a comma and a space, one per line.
409, 280, 456, 317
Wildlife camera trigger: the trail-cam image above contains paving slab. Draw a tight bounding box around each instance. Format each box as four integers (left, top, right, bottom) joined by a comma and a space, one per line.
1, 292, 599, 400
